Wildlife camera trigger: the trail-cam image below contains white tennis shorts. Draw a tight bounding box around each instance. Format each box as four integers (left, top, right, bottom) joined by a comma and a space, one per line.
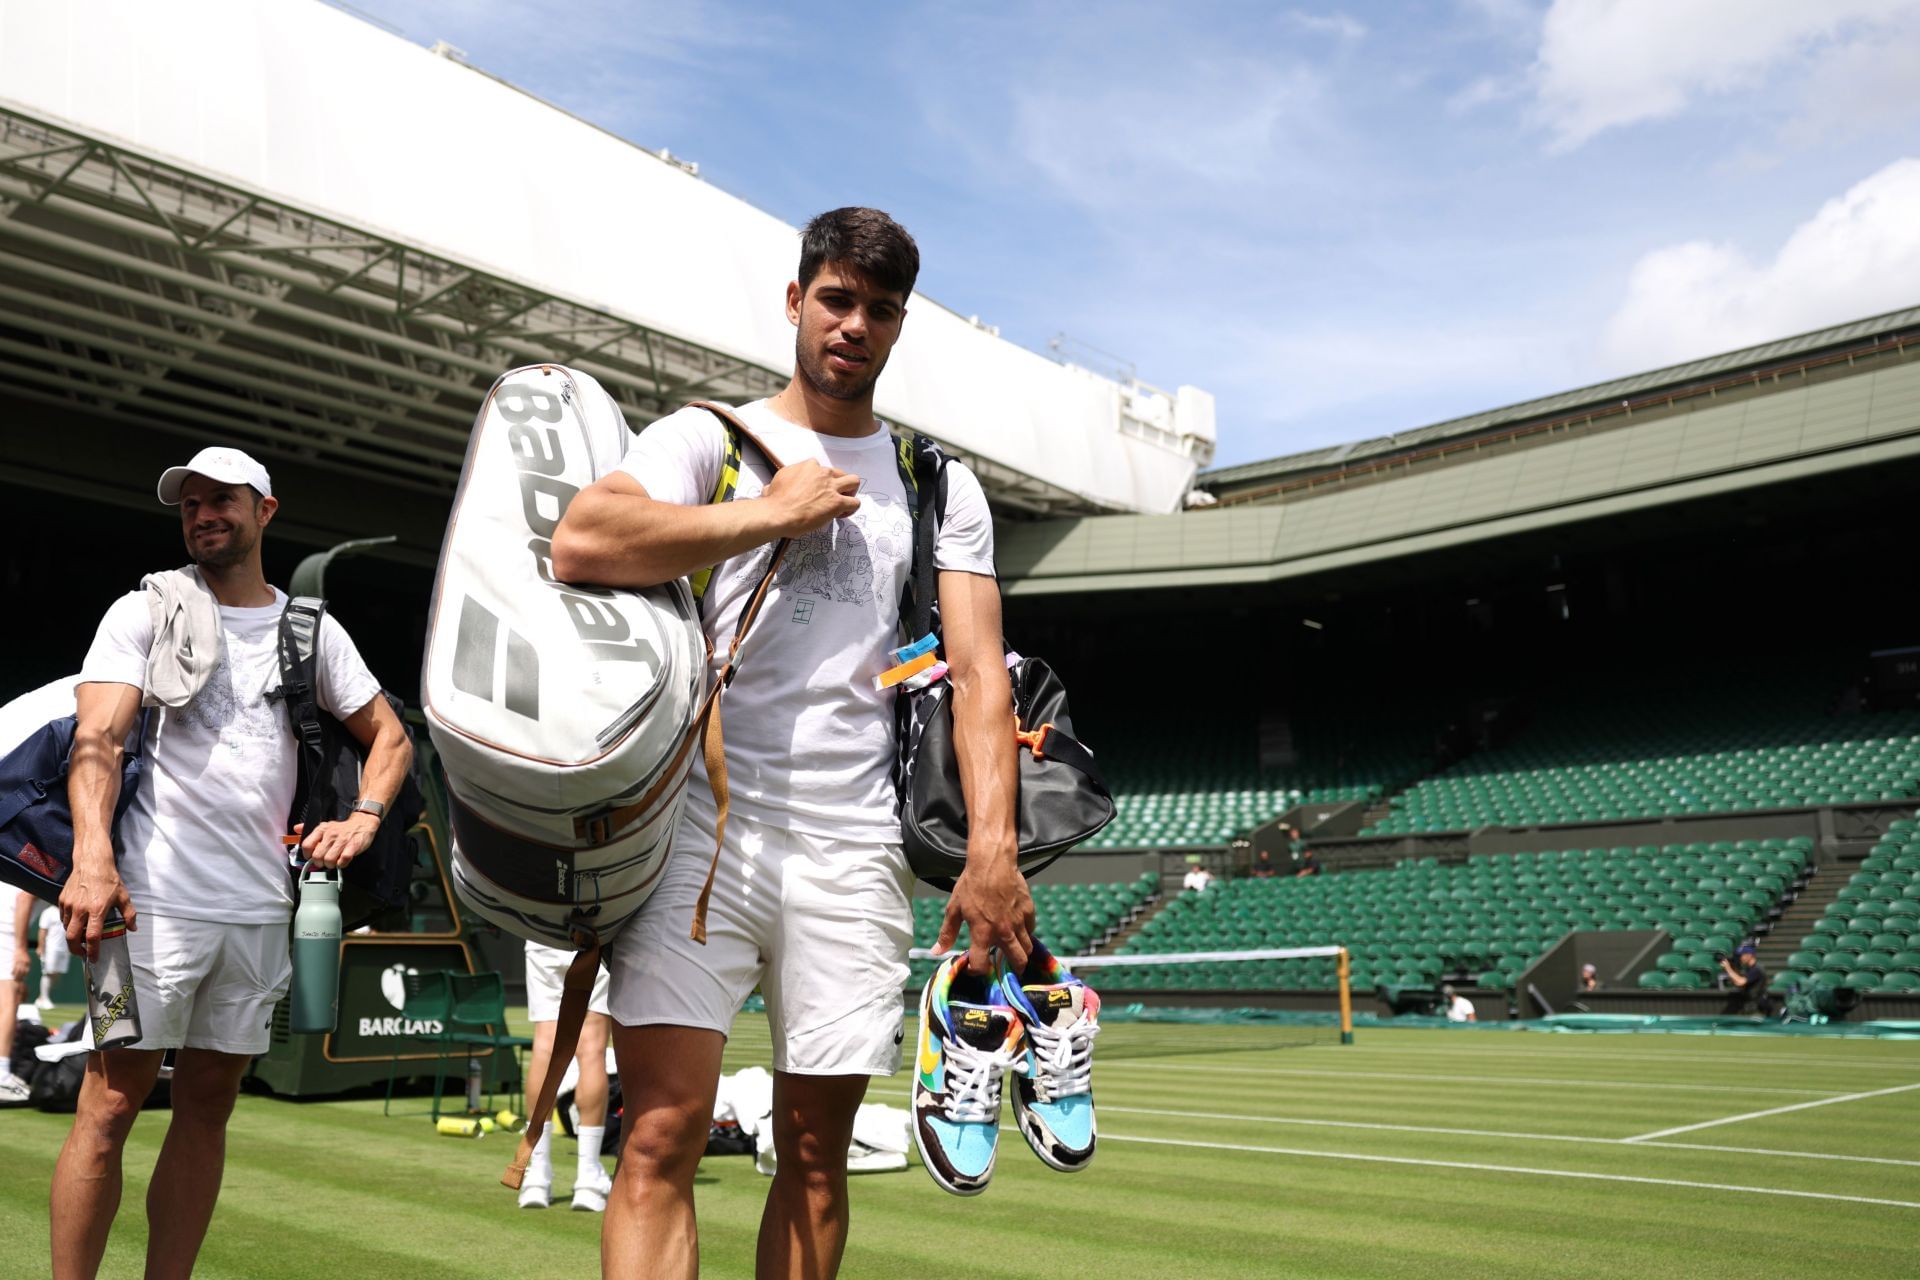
524, 939, 611, 1023
126, 913, 291, 1055
607, 802, 913, 1077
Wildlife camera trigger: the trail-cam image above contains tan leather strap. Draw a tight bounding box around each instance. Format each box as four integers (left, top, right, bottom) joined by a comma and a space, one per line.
502, 943, 601, 1190
687, 522, 791, 941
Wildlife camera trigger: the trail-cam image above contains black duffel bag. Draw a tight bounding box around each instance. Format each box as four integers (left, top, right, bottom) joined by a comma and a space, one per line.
891, 443, 1113, 887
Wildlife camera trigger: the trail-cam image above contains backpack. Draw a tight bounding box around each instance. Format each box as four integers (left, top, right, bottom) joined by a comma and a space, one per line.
273, 598, 429, 932
0, 680, 151, 901
889, 441, 1114, 886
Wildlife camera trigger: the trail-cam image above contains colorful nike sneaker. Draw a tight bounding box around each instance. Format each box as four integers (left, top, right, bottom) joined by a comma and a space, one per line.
912, 953, 1026, 1196
998, 940, 1101, 1172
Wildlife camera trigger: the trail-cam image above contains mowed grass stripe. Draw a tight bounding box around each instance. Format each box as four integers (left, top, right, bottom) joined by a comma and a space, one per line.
1094, 1060, 1847, 1094
1083, 1108, 1920, 1203
1096, 1104, 1920, 1168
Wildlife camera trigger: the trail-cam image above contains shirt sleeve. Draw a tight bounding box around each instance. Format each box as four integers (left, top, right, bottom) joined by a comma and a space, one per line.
77, 592, 152, 691
315, 614, 383, 722
616, 405, 730, 508
933, 460, 996, 577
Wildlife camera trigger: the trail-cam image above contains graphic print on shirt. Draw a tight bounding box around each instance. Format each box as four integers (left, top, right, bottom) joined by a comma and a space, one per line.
775, 490, 907, 615
173, 656, 281, 758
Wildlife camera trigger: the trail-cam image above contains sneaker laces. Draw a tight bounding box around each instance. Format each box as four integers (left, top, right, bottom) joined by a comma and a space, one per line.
941, 1034, 1020, 1124
1027, 1016, 1098, 1101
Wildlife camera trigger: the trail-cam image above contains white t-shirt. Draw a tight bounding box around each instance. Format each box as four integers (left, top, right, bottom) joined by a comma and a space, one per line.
1183, 868, 1214, 892
618, 400, 996, 842
1446, 994, 1476, 1022
78, 587, 382, 924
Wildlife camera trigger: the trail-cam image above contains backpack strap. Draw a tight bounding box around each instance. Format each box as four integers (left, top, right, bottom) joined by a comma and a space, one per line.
901, 435, 949, 643
689, 425, 745, 605
272, 596, 331, 837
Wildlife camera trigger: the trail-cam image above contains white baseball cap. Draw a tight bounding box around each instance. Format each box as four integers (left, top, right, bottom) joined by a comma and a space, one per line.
157, 447, 273, 505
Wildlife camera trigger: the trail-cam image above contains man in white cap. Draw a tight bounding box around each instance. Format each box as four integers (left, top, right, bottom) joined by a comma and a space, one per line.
50, 446, 412, 1279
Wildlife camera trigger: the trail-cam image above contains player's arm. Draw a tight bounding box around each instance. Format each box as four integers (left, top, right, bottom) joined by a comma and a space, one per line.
62, 681, 143, 959
551, 467, 857, 588
297, 694, 413, 870
934, 569, 1034, 975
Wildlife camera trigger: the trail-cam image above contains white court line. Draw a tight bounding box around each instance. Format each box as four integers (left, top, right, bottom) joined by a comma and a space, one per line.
1097, 1131, 1920, 1210
1099, 1061, 1839, 1096
1624, 1082, 1920, 1142
1320, 1043, 1920, 1071
1094, 1104, 1920, 1168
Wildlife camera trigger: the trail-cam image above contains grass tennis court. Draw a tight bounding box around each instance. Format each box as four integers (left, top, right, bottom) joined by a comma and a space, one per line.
3, 1011, 1916, 1278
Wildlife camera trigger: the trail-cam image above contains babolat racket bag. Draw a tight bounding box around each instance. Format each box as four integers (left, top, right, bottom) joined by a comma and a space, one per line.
422, 364, 707, 952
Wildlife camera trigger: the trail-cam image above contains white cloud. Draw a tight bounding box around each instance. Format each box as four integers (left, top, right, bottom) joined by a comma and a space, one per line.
1601, 158, 1920, 372
1287, 10, 1367, 42
1011, 60, 1338, 212
1531, 0, 1920, 150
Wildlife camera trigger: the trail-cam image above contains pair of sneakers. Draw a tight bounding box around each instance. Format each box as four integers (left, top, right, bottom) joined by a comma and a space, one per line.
518, 1161, 614, 1212
911, 939, 1100, 1196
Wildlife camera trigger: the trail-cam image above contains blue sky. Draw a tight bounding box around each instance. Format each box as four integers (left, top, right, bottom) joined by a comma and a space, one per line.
348, 0, 1920, 468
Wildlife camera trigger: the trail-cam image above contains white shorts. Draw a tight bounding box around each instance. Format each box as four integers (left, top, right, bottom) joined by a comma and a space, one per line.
41, 940, 71, 975
126, 914, 292, 1055
607, 803, 913, 1077
525, 940, 611, 1023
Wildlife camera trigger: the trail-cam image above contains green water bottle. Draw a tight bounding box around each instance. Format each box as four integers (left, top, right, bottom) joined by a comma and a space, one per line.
289, 865, 343, 1034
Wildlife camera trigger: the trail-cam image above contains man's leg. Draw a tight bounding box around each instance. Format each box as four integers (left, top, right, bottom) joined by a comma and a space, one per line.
576, 1012, 611, 1128
143, 1048, 251, 1280
603, 1023, 725, 1280
519, 1020, 559, 1200
49, 1047, 167, 1280
571, 1012, 613, 1207
756, 1072, 870, 1280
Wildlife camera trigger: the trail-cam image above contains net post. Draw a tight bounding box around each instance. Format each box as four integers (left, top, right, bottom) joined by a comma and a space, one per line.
1337, 947, 1354, 1045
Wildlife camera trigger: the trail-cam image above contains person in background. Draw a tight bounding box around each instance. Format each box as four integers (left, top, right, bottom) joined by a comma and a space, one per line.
1182, 863, 1215, 893
38, 899, 72, 1010
1442, 985, 1476, 1022
1719, 945, 1779, 1017
1577, 963, 1599, 993
1294, 849, 1321, 878
50, 447, 411, 1280
1249, 850, 1278, 879
1, 881, 31, 1101
516, 939, 616, 1213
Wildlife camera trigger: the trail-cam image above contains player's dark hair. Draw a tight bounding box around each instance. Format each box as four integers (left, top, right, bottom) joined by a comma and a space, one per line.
798, 207, 919, 299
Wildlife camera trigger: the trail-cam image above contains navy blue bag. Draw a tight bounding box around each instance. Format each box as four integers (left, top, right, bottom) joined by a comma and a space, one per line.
0, 710, 150, 900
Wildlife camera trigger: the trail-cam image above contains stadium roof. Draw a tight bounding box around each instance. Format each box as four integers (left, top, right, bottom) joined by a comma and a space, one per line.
1000, 305, 1920, 595
0, 0, 1215, 547
1201, 304, 1920, 495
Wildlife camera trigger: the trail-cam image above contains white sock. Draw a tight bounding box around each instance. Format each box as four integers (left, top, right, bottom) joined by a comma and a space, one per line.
529, 1123, 553, 1184
0, 1056, 10, 1078
576, 1126, 605, 1181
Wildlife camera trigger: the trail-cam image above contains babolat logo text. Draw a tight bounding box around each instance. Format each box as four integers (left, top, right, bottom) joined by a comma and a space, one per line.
497, 380, 662, 671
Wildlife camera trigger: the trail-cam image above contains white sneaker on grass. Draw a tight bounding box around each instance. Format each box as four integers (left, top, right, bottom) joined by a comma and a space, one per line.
517, 1178, 552, 1210
0, 1073, 29, 1105
571, 1164, 613, 1213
